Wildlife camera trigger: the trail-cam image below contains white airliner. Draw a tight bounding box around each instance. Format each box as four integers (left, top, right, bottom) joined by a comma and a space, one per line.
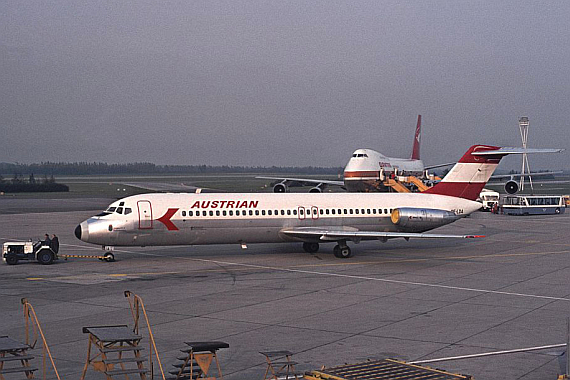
259, 115, 453, 193
75, 145, 561, 258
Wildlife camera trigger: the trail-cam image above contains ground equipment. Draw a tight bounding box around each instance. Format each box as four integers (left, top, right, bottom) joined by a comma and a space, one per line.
2, 241, 57, 265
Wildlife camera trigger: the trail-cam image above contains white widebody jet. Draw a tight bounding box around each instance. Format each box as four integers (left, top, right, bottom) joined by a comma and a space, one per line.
259, 115, 453, 193
76, 145, 561, 258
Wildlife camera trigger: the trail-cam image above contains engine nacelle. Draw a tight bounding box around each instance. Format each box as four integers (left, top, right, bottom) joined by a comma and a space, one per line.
504, 180, 519, 194
273, 183, 288, 193
391, 208, 460, 231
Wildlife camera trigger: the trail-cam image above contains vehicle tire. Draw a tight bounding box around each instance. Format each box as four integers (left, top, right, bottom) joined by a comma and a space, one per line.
302, 242, 319, 253
273, 184, 287, 193
37, 250, 54, 265
104, 252, 115, 262
333, 245, 352, 258
338, 246, 352, 258
5, 255, 18, 265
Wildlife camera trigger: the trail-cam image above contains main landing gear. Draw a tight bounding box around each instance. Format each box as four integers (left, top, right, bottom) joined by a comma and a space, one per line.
301, 241, 352, 258
333, 242, 352, 258
302, 242, 320, 253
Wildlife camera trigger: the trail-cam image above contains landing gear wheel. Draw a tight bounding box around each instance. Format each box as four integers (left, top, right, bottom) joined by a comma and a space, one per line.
333, 245, 352, 258
5, 255, 18, 265
37, 250, 54, 265
104, 252, 115, 262
302, 242, 320, 253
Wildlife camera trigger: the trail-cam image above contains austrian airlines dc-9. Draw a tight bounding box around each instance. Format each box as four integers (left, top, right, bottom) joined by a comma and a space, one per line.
75, 145, 561, 258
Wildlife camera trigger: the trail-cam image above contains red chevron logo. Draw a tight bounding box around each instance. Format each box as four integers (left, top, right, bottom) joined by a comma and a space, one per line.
156, 208, 179, 231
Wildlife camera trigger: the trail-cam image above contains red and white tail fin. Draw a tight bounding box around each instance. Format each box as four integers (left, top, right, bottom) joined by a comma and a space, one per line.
424, 145, 505, 200
411, 115, 421, 160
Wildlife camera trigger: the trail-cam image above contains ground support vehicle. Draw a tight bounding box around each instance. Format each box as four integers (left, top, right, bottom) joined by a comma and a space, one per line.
2, 241, 58, 265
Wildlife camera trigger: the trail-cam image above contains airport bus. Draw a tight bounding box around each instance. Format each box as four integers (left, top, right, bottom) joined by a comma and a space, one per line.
479, 189, 500, 211
500, 195, 565, 215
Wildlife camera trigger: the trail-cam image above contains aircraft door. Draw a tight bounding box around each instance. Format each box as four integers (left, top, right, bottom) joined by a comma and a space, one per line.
311, 206, 319, 220
137, 200, 153, 229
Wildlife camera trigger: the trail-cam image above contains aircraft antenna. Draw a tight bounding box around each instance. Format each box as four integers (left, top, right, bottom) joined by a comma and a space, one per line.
518, 116, 533, 193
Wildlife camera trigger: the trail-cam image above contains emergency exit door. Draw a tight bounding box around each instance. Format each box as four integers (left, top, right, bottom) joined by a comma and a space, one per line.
137, 200, 153, 229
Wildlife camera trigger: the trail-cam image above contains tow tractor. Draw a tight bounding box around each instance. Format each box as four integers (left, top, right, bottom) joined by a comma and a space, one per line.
2, 241, 115, 265
2, 241, 58, 265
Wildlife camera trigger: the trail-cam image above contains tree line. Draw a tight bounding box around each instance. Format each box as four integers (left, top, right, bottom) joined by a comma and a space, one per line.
0, 173, 69, 193
0, 162, 344, 175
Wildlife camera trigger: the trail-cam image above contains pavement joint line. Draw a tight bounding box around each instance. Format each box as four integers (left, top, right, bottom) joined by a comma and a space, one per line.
9, 238, 570, 301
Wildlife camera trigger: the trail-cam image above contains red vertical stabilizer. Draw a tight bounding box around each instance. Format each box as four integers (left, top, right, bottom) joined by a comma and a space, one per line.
411, 115, 421, 160
424, 145, 506, 200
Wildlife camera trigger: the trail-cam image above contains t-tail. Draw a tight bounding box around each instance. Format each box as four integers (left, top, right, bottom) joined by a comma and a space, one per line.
423, 145, 563, 201
411, 115, 421, 160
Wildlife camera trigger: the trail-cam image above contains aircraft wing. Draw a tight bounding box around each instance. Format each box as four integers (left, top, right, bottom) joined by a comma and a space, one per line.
281, 226, 483, 242
256, 176, 345, 186
489, 171, 563, 180
119, 182, 222, 193
424, 162, 455, 170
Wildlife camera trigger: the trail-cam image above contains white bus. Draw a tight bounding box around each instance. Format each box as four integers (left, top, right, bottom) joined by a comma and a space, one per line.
479, 189, 500, 211
500, 195, 565, 216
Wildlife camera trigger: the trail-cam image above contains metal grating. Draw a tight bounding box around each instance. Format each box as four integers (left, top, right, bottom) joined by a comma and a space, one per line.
305, 359, 472, 380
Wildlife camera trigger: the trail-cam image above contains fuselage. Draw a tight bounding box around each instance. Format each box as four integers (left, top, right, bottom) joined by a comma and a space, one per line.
76, 192, 481, 247
343, 149, 425, 192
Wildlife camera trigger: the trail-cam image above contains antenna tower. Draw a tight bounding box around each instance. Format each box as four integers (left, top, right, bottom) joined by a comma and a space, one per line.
518, 116, 533, 193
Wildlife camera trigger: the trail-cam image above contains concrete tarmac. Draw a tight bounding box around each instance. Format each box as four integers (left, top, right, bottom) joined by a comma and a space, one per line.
1, 202, 569, 380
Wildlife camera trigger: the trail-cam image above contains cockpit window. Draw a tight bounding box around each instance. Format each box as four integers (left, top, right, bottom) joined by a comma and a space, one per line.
352, 153, 369, 158
107, 207, 117, 212
124, 208, 132, 215
96, 212, 111, 217
119, 201, 125, 206
116, 207, 123, 214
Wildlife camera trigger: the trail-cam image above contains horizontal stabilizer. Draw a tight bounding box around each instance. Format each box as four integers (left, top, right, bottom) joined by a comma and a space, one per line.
473, 147, 563, 155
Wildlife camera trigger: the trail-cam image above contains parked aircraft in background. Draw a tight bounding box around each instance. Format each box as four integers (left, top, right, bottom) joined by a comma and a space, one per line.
258, 115, 453, 193
75, 145, 561, 258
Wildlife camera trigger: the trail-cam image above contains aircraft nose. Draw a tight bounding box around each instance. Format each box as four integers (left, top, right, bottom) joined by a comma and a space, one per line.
74, 224, 82, 240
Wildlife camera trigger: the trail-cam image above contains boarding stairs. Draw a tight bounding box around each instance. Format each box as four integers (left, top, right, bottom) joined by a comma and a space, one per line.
80, 325, 148, 380
168, 341, 229, 380
0, 336, 37, 380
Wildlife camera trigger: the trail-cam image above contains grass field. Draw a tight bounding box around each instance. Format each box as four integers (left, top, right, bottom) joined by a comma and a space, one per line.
1, 173, 569, 200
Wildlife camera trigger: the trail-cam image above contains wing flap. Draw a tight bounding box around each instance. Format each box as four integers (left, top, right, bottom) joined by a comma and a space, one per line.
281, 227, 484, 241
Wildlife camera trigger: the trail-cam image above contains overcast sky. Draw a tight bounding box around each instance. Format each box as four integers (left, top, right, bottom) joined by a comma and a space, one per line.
1, 1, 569, 170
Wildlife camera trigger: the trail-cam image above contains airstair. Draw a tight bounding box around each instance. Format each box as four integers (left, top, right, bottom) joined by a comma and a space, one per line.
80, 325, 148, 380
0, 336, 37, 379
168, 342, 229, 380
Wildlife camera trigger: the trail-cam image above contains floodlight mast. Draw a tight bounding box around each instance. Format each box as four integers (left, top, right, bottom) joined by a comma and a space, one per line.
518, 116, 533, 193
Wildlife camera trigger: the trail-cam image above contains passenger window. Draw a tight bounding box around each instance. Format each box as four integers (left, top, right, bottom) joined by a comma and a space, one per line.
367, 209, 370, 214
116, 207, 123, 214
350, 209, 353, 214
300, 209, 304, 215
384, 209, 388, 214
281, 210, 285, 215
209, 211, 214, 216
331, 209, 335, 215
372, 209, 376, 214
355, 209, 359, 214
293, 210, 297, 215
124, 208, 132, 215
189, 211, 193, 216
215, 210, 219, 216
255, 210, 260, 216
222, 210, 227, 216
343, 209, 347, 214
287, 210, 291, 215
182, 211, 186, 216
306, 209, 311, 215
262, 210, 266, 215
229, 210, 233, 216
249, 210, 253, 216
268, 210, 272, 215
379, 209, 382, 214
320, 209, 324, 215
275, 210, 278, 215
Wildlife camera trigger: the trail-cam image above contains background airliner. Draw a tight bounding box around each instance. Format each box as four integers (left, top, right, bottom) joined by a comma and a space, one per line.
259, 115, 453, 193
75, 145, 561, 258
